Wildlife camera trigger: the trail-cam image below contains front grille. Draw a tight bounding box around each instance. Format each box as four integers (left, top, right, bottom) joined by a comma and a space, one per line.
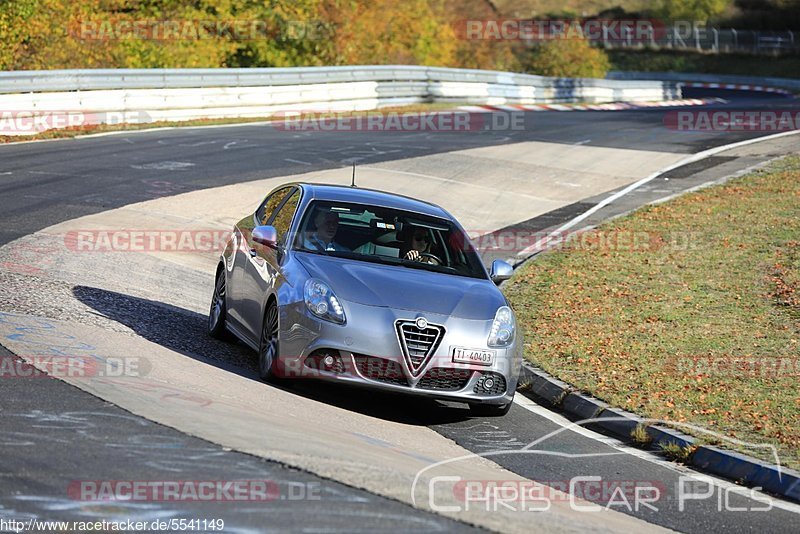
473, 372, 507, 395
354, 355, 408, 386
396, 320, 444, 375
417, 368, 472, 391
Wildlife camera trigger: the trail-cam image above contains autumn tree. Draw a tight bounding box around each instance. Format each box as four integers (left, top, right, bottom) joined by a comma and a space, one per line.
521, 38, 610, 79
656, 0, 732, 22
325, 0, 457, 66
0, 0, 519, 71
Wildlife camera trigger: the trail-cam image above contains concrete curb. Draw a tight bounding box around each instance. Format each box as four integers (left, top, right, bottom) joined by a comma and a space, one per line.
460, 97, 723, 113
608, 71, 800, 95
681, 81, 792, 97
516, 334, 800, 505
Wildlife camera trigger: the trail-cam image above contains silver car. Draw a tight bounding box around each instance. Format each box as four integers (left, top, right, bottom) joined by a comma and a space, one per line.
209, 183, 522, 416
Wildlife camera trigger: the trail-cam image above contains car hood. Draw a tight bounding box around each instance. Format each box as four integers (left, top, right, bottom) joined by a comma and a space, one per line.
295, 253, 505, 320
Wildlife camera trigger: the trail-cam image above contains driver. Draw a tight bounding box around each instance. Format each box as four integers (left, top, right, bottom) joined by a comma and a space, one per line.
303, 208, 349, 252
402, 227, 439, 264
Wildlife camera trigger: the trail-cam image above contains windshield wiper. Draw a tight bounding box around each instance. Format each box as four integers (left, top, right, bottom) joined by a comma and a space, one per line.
397, 258, 446, 272
325, 250, 405, 266
296, 248, 330, 256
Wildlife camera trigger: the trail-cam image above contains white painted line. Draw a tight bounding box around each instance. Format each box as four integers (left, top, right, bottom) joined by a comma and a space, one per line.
179, 140, 218, 147
130, 161, 196, 171
284, 158, 312, 166
649, 155, 785, 207
512, 395, 800, 514
517, 129, 800, 257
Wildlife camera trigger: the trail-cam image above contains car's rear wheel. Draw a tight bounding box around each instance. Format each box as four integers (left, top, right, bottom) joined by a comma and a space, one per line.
469, 401, 512, 417
208, 268, 230, 340
258, 301, 280, 382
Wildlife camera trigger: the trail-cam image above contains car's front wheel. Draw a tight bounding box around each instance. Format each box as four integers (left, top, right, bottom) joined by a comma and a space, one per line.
469, 401, 512, 417
258, 301, 280, 382
208, 268, 230, 340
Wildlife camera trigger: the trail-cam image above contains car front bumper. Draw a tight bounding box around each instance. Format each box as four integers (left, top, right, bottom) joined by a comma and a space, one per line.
277, 299, 523, 406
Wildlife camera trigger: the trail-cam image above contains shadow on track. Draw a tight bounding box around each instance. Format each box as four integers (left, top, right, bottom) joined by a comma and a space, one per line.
72, 285, 471, 426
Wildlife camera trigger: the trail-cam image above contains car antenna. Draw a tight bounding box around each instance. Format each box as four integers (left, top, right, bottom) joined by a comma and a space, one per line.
351, 162, 357, 188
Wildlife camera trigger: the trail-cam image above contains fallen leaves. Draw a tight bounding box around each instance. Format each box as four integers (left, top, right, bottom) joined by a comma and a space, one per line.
504, 156, 800, 469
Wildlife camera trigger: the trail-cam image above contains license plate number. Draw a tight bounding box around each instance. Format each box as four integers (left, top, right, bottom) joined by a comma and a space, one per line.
451, 347, 495, 366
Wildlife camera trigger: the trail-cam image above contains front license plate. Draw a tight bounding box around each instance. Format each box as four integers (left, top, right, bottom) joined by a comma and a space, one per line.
451, 347, 495, 366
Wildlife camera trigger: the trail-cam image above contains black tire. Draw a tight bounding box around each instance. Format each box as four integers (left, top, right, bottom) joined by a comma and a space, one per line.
208, 268, 230, 340
469, 401, 512, 417
258, 300, 280, 382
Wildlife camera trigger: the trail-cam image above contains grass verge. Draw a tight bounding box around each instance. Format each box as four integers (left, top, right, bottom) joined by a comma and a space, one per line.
505, 156, 800, 470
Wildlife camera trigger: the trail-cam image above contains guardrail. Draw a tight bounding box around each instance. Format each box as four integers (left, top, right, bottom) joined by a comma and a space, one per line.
0, 66, 681, 135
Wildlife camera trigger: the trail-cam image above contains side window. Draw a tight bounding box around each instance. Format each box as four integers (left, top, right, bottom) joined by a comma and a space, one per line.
256, 187, 292, 226
270, 189, 300, 245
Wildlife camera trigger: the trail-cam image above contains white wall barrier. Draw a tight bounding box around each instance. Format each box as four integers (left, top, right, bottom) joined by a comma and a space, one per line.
0, 66, 681, 135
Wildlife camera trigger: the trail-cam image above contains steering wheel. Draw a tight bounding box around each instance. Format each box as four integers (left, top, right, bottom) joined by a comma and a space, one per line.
419, 252, 443, 266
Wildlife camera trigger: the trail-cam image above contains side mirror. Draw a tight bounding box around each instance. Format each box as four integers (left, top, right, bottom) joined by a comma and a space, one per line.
252, 225, 278, 248
490, 259, 513, 284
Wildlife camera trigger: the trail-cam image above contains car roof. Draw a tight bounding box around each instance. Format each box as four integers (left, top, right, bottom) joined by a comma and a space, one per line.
298, 183, 450, 219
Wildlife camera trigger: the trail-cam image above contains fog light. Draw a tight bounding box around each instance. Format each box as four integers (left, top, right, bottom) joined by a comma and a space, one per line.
323, 354, 335, 368
483, 377, 495, 391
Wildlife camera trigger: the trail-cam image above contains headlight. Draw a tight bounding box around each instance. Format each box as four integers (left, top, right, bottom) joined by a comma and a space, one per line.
487, 306, 515, 347
304, 279, 346, 324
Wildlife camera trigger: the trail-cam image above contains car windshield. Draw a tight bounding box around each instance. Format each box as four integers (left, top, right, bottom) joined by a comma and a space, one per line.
292, 200, 487, 279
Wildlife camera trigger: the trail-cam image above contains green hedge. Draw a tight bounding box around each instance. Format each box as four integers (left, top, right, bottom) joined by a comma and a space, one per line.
609, 49, 800, 79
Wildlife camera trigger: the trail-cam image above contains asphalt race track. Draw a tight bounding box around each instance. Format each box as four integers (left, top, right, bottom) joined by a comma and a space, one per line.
1, 91, 800, 532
